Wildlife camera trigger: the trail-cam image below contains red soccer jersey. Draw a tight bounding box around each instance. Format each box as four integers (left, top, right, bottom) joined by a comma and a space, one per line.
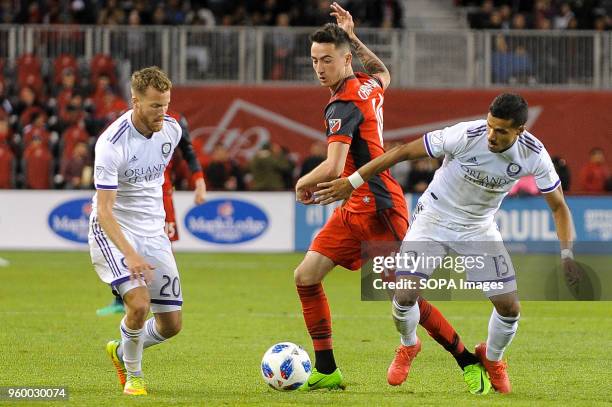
324, 73, 406, 214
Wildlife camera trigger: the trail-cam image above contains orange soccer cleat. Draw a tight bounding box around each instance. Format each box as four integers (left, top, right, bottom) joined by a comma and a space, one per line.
387, 338, 422, 386
475, 342, 511, 393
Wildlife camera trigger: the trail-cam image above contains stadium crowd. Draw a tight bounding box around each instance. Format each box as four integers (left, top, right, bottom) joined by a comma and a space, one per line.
2, 0, 403, 28
0, 1, 610, 193
457, 0, 611, 30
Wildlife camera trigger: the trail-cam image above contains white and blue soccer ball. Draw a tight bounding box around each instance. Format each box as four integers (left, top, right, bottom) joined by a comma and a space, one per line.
261, 342, 312, 391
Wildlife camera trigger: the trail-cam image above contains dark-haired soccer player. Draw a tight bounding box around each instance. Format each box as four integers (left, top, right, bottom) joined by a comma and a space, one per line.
316, 92, 580, 393
294, 2, 489, 393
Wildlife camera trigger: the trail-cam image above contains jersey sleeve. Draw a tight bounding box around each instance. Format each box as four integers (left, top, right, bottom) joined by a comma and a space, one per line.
176, 118, 204, 181
94, 139, 122, 190
532, 148, 561, 193
423, 122, 468, 158
324, 101, 363, 145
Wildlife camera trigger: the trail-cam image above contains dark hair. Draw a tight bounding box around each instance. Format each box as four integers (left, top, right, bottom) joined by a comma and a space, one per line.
309, 23, 351, 49
489, 93, 528, 127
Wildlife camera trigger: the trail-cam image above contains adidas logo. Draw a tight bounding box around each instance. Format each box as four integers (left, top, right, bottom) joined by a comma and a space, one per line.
467, 156, 479, 165
129, 155, 138, 163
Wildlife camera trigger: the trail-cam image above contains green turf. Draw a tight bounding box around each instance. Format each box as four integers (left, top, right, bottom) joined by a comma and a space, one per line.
0, 251, 610, 406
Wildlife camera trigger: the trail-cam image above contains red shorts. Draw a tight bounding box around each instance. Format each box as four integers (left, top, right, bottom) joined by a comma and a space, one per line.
163, 194, 179, 242
310, 206, 408, 271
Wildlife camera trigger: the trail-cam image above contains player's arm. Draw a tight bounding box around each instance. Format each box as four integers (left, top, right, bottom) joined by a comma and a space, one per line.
176, 117, 206, 204
96, 189, 154, 283
331, 2, 390, 90
542, 188, 582, 285
315, 137, 429, 204
295, 141, 350, 204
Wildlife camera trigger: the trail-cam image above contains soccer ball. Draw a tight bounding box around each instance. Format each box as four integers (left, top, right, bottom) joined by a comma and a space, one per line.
261, 342, 312, 391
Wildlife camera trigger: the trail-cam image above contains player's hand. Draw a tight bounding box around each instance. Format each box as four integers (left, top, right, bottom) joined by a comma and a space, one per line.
164, 221, 176, 240
331, 2, 355, 38
562, 258, 584, 287
296, 186, 316, 205
125, 253, 155, 284
314, 177, 354, 205
194, 178, 207, 205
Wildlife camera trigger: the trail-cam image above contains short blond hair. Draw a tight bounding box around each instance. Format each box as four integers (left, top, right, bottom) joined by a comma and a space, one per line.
131, 66, 172, 95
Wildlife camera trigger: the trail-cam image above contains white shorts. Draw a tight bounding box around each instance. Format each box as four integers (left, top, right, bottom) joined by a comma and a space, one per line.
89, 215, 183, 313
399, 198, 517, 297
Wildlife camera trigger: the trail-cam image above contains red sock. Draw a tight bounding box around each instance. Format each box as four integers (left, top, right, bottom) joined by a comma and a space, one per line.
418, 297, 465, 355
297, 283, 332, 351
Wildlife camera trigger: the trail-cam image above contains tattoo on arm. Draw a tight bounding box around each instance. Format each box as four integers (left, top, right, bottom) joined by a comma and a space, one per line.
350, 38, 387, 75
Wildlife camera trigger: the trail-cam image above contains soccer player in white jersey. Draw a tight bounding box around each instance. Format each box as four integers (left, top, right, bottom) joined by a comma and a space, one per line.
89, 67, 186, 396
315, 93, 581, 393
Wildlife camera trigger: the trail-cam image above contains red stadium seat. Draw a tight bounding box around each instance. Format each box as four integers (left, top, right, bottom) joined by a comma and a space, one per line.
22, 141, 53, 189
90, 54, 117, 86
17, 53, 42, 82
53, 54, 79, 85
0, 141, 15, 188
60, 124, 89, 160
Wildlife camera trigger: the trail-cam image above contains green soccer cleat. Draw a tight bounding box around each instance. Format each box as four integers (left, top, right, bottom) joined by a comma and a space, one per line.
96, 302, 125, 316
298, 368, 346, 391
123, 373, 147, 396
106, 340, 127, 387
463, 363, 491, 395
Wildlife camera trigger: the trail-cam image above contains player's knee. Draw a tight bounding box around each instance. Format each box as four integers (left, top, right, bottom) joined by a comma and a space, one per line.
496, 301, 521, 318
126, 301, 150, 323
393, 291, 419, 307
294, 265, 320, 286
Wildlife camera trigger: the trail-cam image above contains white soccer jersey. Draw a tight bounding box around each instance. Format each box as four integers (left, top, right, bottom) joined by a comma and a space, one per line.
92, 110, 182, 236
421, 119, 560, 227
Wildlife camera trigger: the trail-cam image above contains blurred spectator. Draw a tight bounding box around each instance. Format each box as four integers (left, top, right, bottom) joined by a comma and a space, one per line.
552, 156, 571, 191
249, 142, 292, 191
0, 80, 13, 117
93, 88, 128, 123
165, 0, 187, 25
511, 12, 528, 29
267, 13, 296, 80
203, 143, 244, 190
579, 147, 610, 193
22, 112, 51, 148
59, 92, 86, 129
98, 0, 125, 25
299, 142, 326, 178
404, 158, 437, 193
554, 3, 575, 29
492, 35, 533, 84
13, 86, 46, 128
508, 175, 539, 197
60, 141, 92, 189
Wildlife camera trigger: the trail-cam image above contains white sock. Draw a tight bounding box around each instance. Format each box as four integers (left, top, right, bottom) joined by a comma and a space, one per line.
142, 317, 167, 348
486, 308, 519, 361
392, 297, 420, 346
120, 316, 144, 375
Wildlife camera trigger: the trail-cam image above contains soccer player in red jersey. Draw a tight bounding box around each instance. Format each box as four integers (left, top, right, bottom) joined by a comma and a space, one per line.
162, 111, 207, 241
294, 2, 488, 393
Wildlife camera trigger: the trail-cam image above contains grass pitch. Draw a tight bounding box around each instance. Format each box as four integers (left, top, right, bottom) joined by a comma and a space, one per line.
0, 251, 610, 406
